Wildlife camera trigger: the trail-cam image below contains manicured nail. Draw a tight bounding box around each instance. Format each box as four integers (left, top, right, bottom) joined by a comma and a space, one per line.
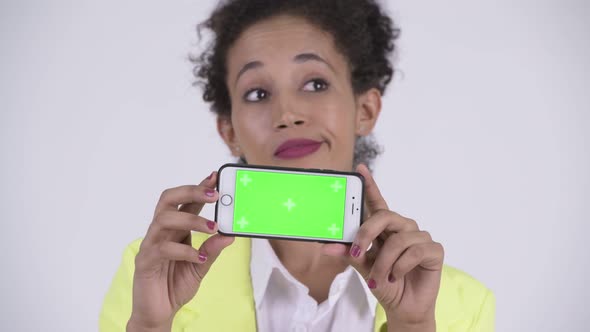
388, 274, 396, 283
205, 189, 215, 197
350, 244, 361, 257
206, 221, 216, 230
367, 278, 377, 289
198, 252, 207, 262
206, 171, 214, 180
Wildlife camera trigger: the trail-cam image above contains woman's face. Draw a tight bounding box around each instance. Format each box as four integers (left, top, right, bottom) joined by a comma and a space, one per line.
219, 15, 381, 171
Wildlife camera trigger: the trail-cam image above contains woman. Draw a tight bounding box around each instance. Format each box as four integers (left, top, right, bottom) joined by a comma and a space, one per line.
100, 0, 495, 331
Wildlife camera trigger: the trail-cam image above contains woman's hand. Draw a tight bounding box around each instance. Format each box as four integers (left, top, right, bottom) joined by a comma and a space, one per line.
322, 164, 444, 332
127, 172, 234, 332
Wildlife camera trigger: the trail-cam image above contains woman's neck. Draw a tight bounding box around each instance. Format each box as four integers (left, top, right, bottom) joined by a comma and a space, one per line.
269, 239, 349, 303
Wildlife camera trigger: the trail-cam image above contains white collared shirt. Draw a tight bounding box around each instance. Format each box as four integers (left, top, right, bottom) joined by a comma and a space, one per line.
250, 238, 378, 332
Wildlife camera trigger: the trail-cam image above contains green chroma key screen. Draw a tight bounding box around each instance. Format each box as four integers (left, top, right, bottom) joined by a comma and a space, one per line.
233, 170, 347, 239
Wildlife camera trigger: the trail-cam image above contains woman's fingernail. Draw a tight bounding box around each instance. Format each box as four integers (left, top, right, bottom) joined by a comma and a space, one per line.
198, 252, 207, 262
367, 278, 377, 289
205, 189, 215, 197
350, 244, 361, 257
388, 274, 396, 283
206, 171, 214, 180
206, 221, 216, 230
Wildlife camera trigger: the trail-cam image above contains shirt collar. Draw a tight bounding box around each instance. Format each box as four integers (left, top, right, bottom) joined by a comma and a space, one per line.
350, 264, 379, 311
250, 238, 283, 307
250, 238, 377, 312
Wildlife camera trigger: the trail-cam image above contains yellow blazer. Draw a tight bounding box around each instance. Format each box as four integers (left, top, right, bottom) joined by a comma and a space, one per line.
100, 234, 495, 331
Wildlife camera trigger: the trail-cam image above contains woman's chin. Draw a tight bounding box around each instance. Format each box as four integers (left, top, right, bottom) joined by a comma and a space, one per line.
272, 156, 348, 172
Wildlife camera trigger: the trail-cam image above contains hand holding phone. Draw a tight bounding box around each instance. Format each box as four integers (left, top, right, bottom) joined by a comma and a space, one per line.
215, 163, 365, 243
127, 172, 234, 331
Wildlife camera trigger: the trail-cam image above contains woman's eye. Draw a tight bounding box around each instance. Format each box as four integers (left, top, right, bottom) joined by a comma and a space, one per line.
244, 88, 269, 102
302, 79, 329, 92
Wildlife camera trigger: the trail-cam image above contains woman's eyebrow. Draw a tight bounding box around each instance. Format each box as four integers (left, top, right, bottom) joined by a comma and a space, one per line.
293, 53, 335, 73
234, 52, 335, 87
235, 61, 263, 87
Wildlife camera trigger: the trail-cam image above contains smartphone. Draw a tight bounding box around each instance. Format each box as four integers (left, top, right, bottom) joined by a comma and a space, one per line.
215, 163, 364, 243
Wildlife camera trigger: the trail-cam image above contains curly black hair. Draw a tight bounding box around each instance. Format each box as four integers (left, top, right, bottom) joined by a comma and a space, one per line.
190, 0, 400, 170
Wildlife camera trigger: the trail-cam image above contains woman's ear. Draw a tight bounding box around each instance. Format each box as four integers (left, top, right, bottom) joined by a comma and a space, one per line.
355, 88, 382, 136
217, 116, 241, 157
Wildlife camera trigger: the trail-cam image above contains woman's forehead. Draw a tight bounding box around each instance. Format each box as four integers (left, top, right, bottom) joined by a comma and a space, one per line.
226, 15, 346, 71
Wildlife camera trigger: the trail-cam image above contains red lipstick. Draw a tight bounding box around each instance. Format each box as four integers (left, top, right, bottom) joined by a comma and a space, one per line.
274, 139, 324, 159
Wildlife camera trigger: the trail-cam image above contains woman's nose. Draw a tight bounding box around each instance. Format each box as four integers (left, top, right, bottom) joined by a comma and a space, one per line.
275, 115, 305, 129
273, 100, 307, 129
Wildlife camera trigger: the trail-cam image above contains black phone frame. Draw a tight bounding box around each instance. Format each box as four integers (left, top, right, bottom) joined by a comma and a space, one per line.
214, 163, 365, 244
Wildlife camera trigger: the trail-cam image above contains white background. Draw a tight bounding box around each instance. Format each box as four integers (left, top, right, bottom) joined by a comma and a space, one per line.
1, 0, 588, 331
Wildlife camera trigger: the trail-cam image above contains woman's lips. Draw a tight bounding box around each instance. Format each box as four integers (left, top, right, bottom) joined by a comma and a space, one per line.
274, 139, 324, 159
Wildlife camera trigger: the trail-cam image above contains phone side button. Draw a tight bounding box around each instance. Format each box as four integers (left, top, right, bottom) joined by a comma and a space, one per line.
220, 194, 233, 206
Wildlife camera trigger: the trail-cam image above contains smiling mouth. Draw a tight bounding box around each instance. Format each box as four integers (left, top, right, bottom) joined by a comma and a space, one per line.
274, 139, 324, 159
